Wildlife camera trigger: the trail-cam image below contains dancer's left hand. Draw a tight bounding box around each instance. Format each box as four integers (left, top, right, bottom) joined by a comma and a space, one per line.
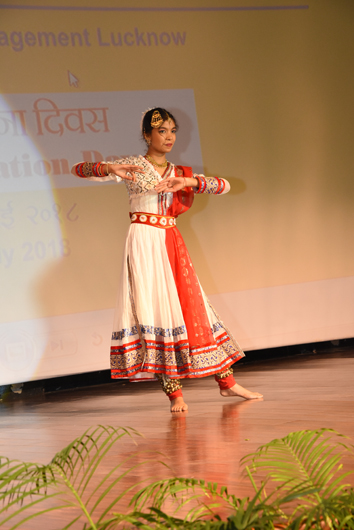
155, 177, 185, 193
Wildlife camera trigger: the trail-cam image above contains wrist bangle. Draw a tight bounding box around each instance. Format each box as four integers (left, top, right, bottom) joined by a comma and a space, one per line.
93, 162, 103, 177
106, 163, 110, 176
183, 177, 186, 189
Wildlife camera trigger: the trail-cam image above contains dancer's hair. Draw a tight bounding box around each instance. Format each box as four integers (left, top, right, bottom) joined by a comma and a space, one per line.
141, 107, 179, 141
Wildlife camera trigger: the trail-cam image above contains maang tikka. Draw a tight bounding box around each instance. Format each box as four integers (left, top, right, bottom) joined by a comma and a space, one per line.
150, 110, 164, 128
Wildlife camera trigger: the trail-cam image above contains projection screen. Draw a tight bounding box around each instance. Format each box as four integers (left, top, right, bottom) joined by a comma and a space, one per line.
1, 0, 354, 385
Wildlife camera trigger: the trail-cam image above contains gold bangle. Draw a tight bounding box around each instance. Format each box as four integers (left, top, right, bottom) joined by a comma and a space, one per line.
183, 177, 186, 189
106, 163, 110, 176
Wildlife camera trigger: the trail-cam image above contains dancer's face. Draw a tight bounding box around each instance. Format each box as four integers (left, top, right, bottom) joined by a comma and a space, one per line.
147, 120, 177, 154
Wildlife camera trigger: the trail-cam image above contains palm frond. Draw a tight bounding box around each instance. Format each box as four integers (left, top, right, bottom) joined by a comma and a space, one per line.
51, 425, 141, 485
241, 428, 354, 506
0, 456, 62, 529
0, 425, 143, 529
130, 474, 287, 530
95, 456, 169, 523
288, 489, 354, 530
1, 426, 354, 530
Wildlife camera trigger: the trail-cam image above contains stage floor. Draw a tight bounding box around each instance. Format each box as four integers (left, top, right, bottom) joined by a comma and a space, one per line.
1, 350, 354, 528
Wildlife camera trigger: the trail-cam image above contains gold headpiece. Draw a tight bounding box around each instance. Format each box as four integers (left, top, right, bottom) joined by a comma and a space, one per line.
151, 110, 164, 129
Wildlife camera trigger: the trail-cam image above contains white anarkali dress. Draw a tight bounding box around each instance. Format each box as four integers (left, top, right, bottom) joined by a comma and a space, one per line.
75, 155, 244, 380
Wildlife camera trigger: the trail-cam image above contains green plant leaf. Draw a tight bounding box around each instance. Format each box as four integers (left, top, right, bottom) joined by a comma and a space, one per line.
1, 426, 354, 529
0, 425, 144, 529
241, 428, 354, 508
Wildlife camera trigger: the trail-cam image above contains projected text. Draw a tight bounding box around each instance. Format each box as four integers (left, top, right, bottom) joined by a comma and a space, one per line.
0, 28, 187, 52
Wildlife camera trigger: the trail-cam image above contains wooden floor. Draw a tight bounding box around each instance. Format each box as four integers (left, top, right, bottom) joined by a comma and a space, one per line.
1, 350, 354, 528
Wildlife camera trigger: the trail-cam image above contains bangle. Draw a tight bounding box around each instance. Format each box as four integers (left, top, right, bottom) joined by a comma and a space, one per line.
106, 163, 110, 176
92, 162, 103, 177
183, 177, 186, 189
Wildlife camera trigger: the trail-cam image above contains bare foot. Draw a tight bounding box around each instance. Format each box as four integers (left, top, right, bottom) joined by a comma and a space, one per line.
220, 383, 263, 400
170, 396, 189, 412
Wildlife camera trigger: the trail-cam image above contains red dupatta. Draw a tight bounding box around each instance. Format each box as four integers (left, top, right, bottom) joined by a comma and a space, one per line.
165, 166, 216, 353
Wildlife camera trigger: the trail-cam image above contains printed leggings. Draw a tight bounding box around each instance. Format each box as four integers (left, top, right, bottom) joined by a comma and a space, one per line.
156, 367, 235, 401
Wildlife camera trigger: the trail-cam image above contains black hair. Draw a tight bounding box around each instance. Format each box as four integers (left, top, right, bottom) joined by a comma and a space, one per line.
141, 107, 179, 141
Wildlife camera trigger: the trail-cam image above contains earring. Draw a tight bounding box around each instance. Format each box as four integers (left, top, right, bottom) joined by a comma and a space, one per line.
145, 138, 151, 146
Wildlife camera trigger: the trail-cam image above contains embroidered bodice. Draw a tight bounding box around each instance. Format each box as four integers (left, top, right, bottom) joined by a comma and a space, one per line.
114, 155, 163, 197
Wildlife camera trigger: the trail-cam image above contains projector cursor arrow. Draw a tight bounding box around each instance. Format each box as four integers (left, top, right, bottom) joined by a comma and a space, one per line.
68, 71, 79, 88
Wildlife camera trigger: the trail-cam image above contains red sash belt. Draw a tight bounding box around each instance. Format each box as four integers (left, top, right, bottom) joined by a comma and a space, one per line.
130, 212, 176, 229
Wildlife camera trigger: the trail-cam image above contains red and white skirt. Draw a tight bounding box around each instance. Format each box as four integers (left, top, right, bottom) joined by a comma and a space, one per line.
110, 206, 244, 380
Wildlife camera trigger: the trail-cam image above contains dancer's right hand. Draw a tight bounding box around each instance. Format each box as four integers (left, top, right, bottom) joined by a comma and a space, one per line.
106, 164, 145, 181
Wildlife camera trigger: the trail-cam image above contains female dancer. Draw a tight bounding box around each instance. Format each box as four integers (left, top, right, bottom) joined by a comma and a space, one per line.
72, 107, 262, 412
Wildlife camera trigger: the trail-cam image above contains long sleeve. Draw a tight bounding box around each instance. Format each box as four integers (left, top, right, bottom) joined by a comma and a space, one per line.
71, 161, 123, 183
193, 175, 230, 195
